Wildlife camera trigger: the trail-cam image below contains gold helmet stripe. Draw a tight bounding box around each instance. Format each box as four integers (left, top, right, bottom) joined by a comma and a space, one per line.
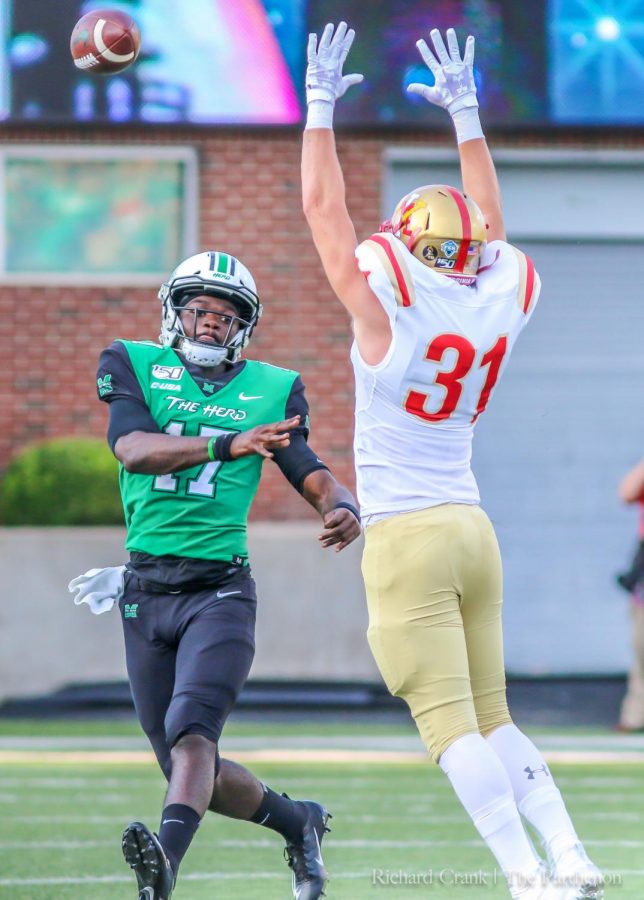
444, 187, 473, 273
364, 233, 416, 307
511, 248, 537, 315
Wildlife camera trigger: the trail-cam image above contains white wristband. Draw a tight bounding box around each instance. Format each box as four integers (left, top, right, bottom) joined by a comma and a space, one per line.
305, 99, 334, 130
452, 107, 484, 144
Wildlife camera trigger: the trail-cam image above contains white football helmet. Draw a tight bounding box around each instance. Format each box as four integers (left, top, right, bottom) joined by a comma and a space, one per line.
159, 251, 262, 366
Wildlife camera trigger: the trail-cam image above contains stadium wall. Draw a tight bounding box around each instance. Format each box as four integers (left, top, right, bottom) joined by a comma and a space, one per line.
0, 524, 373, 702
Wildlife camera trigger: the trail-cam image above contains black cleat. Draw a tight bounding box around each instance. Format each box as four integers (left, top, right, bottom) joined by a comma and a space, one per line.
284, 800, 332, 900
122, 821, 175, 900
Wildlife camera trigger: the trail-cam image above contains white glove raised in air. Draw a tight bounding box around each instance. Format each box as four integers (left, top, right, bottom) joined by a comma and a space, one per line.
408, 27, 477, 113
407, 27, 483, 143
305, 21, 363, 127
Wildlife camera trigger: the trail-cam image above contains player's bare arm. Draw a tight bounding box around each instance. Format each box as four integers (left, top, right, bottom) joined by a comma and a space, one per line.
407, 28, 505, 241
301, 23, 391, 364
619, 459, 644, 504
114, 416, 301, 474
300, 468, 361, 551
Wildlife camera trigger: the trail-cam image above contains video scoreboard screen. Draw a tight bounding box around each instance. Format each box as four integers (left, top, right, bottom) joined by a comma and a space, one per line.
2, 0, 643, 126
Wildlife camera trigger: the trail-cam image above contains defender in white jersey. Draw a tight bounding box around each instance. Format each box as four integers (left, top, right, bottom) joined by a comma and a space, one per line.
301, 22, 603, 900
353, 230, 538, 521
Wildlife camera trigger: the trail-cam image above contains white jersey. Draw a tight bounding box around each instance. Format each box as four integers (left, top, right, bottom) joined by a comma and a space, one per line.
352, 232, 540, 522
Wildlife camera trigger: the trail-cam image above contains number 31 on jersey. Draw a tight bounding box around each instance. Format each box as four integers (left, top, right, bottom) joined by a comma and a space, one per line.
404, 332, 508, 425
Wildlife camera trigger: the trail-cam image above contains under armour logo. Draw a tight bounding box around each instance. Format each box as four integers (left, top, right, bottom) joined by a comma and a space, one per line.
524, 764, 550, 780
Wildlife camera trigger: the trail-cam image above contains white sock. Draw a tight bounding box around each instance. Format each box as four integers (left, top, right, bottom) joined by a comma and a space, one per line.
486, 724, 578, 854
439, 733, 541, 884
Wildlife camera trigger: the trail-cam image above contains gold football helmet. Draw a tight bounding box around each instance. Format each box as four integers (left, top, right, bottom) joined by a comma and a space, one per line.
381, 185, 487, 285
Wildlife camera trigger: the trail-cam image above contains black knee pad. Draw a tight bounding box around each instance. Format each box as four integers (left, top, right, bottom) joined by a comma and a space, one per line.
164, 692, 224, 750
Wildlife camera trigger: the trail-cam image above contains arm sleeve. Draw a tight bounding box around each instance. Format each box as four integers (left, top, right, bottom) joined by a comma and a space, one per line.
272, 434, 329, 494
106, 397, 162, 451
282, 375, 311, 438
272, 375, 329, 493
97, 342, 161, 450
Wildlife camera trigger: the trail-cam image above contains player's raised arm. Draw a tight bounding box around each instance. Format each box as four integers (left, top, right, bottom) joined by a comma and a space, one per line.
408, 28, 505, 242
301, 23, 388, 340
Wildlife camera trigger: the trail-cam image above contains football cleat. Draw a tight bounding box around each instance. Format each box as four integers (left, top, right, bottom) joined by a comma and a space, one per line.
549, 840, 604, 899
284, 799, 332, 900
122, 821, 175, 900
507, 863, 585, 900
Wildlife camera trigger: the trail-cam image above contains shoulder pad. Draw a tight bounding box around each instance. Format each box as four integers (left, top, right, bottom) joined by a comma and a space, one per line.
357, 232, 416, 308
507, 246, 539, 316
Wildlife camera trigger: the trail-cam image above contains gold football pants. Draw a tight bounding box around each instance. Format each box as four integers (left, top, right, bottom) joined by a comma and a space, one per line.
363, 503, 512, 762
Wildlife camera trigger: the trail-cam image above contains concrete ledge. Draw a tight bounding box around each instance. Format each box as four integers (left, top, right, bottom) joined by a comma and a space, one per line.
0, 525, 376, 701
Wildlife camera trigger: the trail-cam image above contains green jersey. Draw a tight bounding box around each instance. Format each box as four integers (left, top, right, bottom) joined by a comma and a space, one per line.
98, 340, 303, 562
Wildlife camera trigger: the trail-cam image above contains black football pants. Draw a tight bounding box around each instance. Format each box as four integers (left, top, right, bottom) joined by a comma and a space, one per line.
119, 568, 257, 779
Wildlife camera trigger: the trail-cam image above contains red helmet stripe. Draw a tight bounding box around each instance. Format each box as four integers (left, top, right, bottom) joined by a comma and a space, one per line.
370, 234, 412, 307
523, 254, 536, 313
445, 187, 472, 273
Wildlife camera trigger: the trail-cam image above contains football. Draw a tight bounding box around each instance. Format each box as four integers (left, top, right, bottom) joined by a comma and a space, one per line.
70, 8, 141, 74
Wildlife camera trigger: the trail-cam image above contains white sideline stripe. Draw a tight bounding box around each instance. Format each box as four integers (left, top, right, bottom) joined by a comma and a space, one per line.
2, 732, 644, 750
7, 808, 643, 827
1, 869, 643, 887
1, 748, 644, 764
2, 837, 644, 852
0, 871, 371, 887
555, 777, 644, 787
12, 816, 148, 824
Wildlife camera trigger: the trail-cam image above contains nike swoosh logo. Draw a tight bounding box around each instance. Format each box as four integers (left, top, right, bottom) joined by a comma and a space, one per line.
217, 589, 242, 598
239, 392, 263, 400
161, 818, 184, 825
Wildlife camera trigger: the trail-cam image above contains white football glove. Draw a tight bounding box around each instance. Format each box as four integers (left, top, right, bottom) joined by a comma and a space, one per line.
306, 21, 364, 106
68, 565, 126, 615
407, 27, 478, 115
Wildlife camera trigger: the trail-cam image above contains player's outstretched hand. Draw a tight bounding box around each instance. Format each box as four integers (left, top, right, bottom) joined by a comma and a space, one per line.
306, 21, 363, 106
231, 416, 301, 460
407, 27, 477, 116
319, 507, 361, 552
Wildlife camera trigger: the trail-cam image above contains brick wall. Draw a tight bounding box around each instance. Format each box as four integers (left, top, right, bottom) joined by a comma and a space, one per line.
2, 125, 642, 519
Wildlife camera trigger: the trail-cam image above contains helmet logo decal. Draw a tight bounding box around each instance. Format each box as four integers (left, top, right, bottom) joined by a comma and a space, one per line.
440, 240, 459, 258
392, 198, 427, 252
208, 251, 237, 277
393, 198, 421, 238
422, 245, 438, 261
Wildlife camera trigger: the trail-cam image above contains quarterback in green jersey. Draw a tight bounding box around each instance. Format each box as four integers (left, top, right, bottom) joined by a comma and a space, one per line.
96, 251, 361, 900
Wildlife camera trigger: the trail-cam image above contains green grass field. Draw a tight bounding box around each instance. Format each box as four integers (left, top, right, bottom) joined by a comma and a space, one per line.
0, 717, 642, 899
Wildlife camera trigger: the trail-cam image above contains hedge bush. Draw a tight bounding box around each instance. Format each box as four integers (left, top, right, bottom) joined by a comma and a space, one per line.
0, 437, 123, 525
